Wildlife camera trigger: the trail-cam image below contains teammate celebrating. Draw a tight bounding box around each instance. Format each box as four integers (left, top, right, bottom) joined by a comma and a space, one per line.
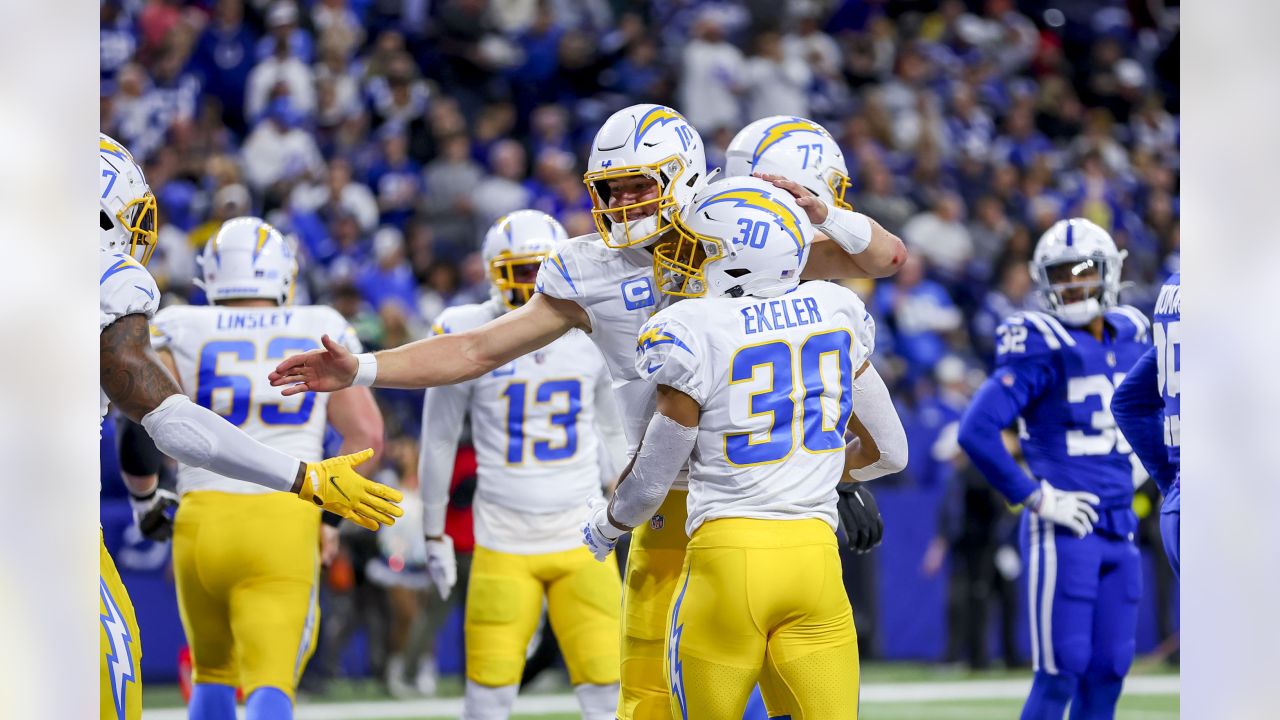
1112, 273, 1180, 575
725, 114, 890, 554
149, 218, 385, 720
418, 211, 628, 720
98, 135, 402, 720
269, 103, 903, 720
958, 219, 1150, 720
581, 176, 907, 718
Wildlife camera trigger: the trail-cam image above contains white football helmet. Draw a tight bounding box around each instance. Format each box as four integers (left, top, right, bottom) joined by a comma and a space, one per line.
656, 176, 812, 299
100, 133, 158, 265
584, 104, 708, 249
481, 210, 567, 310
725, 116, 852, 211
1030, 218, 1127, 326
197, 217, 299, 305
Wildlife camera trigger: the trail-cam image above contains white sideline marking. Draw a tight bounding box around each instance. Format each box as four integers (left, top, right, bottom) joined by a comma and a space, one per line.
143, 676, 1179, 719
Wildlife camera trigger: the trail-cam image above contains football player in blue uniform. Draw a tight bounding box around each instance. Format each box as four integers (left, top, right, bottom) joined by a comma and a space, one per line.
958, 218, 1151, 720
1112, 273, 1180, 576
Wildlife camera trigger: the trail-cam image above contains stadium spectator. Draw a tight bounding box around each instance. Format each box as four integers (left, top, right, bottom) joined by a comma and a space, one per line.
678, 9, 744, 135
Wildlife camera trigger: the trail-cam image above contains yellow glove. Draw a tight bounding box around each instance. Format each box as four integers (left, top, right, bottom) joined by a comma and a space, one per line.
297, 449, 404, 531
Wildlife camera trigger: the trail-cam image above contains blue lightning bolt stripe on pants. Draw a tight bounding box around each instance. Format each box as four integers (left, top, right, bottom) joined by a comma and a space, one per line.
101, 533, 143, 720
663, 518, 859, 720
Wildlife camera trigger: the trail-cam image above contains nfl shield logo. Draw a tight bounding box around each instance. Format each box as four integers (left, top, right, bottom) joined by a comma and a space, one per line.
534, 351, 546, 364
650, 514, 664, 531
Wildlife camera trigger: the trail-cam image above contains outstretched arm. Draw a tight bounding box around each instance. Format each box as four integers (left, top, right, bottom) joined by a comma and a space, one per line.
270, 293, 585, 395
101, 313, 402, 528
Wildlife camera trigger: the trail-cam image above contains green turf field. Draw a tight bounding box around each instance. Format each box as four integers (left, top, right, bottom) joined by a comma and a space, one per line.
142, 662, 1179, 719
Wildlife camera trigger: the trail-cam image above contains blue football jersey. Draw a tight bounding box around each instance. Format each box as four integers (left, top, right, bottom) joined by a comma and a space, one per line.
992, 308, 1151, 510
1152, 273, 1180, 465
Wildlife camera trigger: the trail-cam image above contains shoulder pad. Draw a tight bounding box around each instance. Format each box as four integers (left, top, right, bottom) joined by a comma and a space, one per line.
1106, 305, 1151, 343
995, 311, 1074, 364
430, 302, 499, 336
100, 252, 160, 332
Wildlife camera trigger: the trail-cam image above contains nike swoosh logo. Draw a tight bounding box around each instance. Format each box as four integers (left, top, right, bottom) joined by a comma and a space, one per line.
328, 476, 350, 501
135, 285, 155, 300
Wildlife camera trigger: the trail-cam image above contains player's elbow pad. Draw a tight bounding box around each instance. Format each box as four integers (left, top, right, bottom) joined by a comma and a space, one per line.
141, 394, 299, 493
610, 413, 698, 529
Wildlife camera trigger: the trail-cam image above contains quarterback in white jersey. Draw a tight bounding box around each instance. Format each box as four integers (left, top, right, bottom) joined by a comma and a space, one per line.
419, 211, 627, 720
150, 217, 384, 718
270, 103, 905, 720
583, 176, 908, 719
96, 136, 401, 720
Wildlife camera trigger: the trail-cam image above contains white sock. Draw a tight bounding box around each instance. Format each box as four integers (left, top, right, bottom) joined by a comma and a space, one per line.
574, 682, 620, 720
461, 680, 519, 720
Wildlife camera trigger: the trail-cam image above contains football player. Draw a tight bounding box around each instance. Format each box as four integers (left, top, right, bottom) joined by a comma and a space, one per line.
149, 217, 384, 720
270, 103, 904, 720
1112, 273, 1180, 576
418, 211, 628, 719
725, 114, 890, 557
958, 219, 1150, 720
580, 175, 907, 718
98, 135, 402, 720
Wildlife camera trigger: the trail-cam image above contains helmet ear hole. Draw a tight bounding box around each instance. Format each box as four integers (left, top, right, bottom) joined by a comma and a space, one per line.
724, 268, 750, 278
100, 211, 115, 232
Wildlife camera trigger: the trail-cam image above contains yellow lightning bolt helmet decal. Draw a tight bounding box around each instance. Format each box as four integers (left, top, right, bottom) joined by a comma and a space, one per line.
752, 117, 829, 164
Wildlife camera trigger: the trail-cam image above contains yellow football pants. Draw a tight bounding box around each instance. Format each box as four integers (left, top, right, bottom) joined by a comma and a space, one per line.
665, 518, 860, 720
465, 544, 621, 687
172, 491, 321, 699
101, 532, 142, 720
618, 492, 798, 720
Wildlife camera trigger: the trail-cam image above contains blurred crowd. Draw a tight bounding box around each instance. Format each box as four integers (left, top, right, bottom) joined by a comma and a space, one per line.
101, 0, 1180, 690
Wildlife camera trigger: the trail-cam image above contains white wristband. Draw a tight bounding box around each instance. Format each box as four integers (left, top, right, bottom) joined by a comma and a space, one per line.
815, 205, 874, 256
352, 352, 378, 387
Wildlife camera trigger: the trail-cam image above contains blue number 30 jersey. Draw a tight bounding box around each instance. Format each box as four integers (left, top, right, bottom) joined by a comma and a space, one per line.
965, 308, 1151, 522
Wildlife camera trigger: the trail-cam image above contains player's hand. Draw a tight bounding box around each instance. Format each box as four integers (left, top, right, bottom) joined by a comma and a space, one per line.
836, 483, 884, 553
1028, 480, 1100, 538
582, 498, 626, 562
754, 172, 829, 225
128, 488, 179, 542
297, 449, 405, 531
425, 535, 457, 601
269, 334, 357, 397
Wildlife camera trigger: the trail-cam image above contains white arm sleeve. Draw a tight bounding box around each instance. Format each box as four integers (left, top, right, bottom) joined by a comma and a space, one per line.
419, 381, 471, 537
847, 364, 909, 482
815, 204, 875, 256
609, 413, 698, 529
592, 370, 629, 487
140, 394, 300, 492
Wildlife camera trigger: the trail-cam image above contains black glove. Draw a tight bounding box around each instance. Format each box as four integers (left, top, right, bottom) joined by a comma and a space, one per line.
128, 489, 179, 542
837, 483, 883, 554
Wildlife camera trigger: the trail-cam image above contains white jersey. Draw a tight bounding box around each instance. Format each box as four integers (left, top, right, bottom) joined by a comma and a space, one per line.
99, 249, 161, 420
534, 234, 677, 450
150, 304, 362, 495
635, 281, 876, 535
420, 299, 627, 554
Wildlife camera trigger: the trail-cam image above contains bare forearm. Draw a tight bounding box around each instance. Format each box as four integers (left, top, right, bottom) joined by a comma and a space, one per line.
374, 297, 578, 389
856, 220, 908, 278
